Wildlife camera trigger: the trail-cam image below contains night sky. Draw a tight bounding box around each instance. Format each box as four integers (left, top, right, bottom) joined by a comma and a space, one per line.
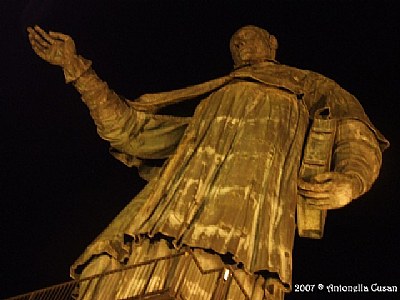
1, 1, 399, 299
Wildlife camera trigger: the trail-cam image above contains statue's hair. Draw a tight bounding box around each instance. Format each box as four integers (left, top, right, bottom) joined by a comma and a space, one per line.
230, 25, 278, 67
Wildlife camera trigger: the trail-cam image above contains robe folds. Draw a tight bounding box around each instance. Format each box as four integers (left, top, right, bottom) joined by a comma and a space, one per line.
70, 61, 388, 289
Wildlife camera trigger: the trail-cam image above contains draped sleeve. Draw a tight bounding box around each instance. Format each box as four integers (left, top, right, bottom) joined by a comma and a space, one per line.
302, 71, 389, 151
301, 71, 388, 199
72, 67, 190, 174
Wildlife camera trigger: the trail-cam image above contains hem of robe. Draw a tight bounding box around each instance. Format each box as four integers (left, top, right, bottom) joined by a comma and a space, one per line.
75, 239, 287, 300
71, 232, 292, 293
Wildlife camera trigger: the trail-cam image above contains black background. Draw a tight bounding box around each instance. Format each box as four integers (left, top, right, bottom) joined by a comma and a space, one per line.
1, 1, 399, 299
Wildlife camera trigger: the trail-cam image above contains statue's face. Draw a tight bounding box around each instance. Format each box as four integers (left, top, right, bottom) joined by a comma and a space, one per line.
230, 26, 276, 68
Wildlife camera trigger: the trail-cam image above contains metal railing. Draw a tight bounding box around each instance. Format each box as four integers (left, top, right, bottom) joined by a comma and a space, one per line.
5, 251, 250, 300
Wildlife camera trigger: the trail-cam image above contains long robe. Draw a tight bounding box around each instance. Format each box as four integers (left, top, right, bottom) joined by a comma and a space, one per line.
70, 61, 388, 289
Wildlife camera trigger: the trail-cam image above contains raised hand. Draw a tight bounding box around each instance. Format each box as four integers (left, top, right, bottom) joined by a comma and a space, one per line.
27, 25, 77, 67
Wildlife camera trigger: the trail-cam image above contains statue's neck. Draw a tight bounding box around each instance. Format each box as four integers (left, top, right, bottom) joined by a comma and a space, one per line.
234, 59, 279, 70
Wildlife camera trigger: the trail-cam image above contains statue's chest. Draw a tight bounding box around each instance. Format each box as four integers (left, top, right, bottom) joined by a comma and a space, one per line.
192, 81, 308, 145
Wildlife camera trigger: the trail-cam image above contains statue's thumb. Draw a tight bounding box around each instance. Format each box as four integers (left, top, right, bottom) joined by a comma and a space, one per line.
312, 172, 334, 183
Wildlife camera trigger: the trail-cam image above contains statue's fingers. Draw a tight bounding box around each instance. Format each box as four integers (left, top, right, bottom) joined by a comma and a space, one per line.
307, 199, 343, 210
307, 203, 332, 210
31, 42, 48, 56
306, 198, 331, 207
49, 31, 70, 41
36, 51, 48, 61
311, 172, 336, 183
28, 30, 35, 45
298, 180, 332, 193
28, 29, 51, 48
33, 25, 54, 44
29, 32, 49, 49
31, 45, 48, 61
297, 179, 312, 190
27, 27, 35, 34
298, 189, 330, 199
30, 36, 50, 54
32, 34, 50, 48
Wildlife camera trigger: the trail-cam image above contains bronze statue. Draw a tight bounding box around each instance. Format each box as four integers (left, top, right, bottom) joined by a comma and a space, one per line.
28, 24, 388, 299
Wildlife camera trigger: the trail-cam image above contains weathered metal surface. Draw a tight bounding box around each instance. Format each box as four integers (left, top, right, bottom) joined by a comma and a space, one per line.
27, 24, 389, 300
6, 250, 271, 300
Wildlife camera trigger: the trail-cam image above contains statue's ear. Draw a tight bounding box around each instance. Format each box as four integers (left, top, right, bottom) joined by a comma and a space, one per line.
269, 35, 278, 50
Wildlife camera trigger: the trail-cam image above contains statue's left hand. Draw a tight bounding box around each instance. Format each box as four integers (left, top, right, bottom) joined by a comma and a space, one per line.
298, 172, 359, 210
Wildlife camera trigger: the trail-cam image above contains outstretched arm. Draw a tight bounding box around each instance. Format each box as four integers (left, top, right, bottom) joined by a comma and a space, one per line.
27, 26, 188, 167
27, 26, 136, 150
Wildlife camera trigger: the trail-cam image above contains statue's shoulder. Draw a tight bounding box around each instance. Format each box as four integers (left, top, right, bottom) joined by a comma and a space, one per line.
275, 64, 331, 85
244, 62, 311, 94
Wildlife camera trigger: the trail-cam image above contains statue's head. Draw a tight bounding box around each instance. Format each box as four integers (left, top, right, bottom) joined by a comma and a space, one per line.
230, 25, 278, 68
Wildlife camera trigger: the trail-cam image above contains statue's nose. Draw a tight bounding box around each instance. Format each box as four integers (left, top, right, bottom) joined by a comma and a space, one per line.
234, 40, 246, 49
238, 40, 246, 47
